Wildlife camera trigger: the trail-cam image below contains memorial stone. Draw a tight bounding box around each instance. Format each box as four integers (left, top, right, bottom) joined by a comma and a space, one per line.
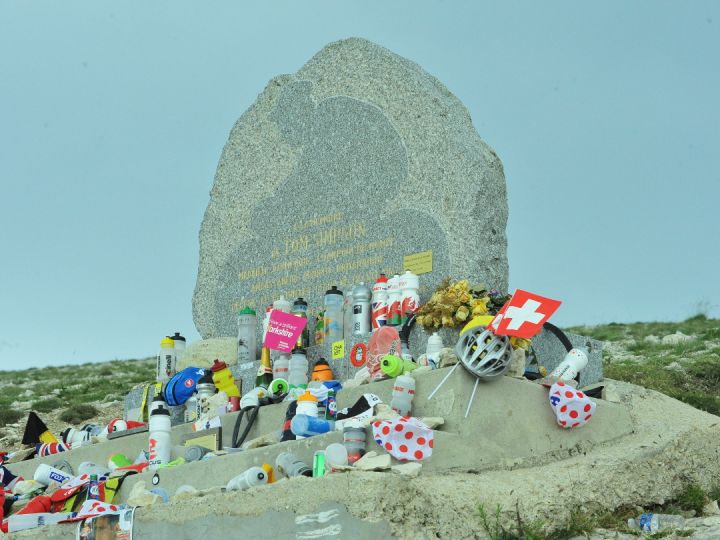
193, 38, 509, 355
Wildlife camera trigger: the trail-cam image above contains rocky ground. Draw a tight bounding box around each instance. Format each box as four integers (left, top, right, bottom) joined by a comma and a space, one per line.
1, 315, 719, 539
0, 358, 153, 448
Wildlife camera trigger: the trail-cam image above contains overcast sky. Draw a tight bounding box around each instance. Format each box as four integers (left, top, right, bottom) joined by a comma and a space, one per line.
1, 1, 718, 369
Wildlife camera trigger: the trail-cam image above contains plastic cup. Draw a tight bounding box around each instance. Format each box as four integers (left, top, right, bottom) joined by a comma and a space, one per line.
325, 443, 348, 471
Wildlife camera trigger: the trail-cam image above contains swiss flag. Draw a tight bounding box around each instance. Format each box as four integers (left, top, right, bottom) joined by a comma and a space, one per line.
490, 289, 562, 339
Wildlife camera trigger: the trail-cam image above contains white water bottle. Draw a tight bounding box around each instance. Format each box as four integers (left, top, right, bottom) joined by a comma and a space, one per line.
273, 295, 292, 313
390, 375, 415, 416
237, 307, 257, 366
169, 332, 186, 365
425, 332, 443, 368
156, 337, 176, 383
226, 466, 268, 491
399, 270, 420, 324
627, 514, 685, 533
323, 286, 344, 343
273, 352, 290, 381
352, 283, 372, 336
550, 348, 589, 381
34, 464, 73, 486
288, 349, 309, 390
296, 390, 319, 417
148, 404, 172, 471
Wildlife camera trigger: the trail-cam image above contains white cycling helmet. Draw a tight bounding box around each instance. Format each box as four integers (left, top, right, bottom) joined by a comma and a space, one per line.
455, 326, 512, 381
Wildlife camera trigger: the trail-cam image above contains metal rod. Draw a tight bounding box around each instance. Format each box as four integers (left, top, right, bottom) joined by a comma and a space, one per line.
427, 363, 460, 400
464, 378, 480, 418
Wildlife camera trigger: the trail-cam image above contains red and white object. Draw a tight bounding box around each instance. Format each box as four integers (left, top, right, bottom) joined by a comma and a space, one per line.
148, 404, 171, 470
550, 348, 589, 381
390, 375, 415, 416
490, 289, 562, 339
399, 270, 420, 322
548, 381, 596, 428
372, 417, 433, 461
371, 273, 389, 330
386, 274, 402, 326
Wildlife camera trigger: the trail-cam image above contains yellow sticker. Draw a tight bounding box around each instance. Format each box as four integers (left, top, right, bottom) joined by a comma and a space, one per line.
403, 250, 433, 275
331, 340, 345, 360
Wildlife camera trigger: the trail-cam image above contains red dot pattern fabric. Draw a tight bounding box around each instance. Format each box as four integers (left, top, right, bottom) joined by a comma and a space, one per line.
371, 417, 433, 461
548, 382, 597, 429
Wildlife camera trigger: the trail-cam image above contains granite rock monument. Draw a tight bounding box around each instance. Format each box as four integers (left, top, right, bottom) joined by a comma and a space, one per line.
193, 37, 509, 339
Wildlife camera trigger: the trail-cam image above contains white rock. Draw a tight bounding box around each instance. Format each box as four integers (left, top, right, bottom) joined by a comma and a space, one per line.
601, 384, 622, 403
391, 462, 422, 477
703, 500, 720, 515
419, 417, 444, 429
354, 451, 391, 471
644, 334, 660, 343
127, 481, 161, 506
661, 331, 693, 345
438, 348, 459, 368
241, 430, 280, 450
178, 337, 238, 371
664, 361, 685, 372
507, 348, 526, 378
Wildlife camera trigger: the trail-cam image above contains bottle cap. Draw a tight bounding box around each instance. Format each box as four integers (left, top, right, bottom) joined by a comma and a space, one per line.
198, 370, 215, 384
325, 285, 343, 296
211, 359, 228, 372
170, 332, 186, 342
375, 273, 388, 284
297, 390, 318, 403
380, 354, 404, 378
238, 306, 256, 316
293, 298, 308, 308
151, 404, 171, 416
261, 463, 274, 484
160, 337, 175, 348
291, 347, 307, 355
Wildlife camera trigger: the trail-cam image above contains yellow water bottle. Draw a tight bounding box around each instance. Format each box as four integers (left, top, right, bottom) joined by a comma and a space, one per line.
210, 359, 240, 398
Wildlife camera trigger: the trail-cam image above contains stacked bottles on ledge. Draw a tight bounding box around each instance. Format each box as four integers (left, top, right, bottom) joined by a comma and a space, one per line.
231, 270, 422, 389
148, 270, 429, 431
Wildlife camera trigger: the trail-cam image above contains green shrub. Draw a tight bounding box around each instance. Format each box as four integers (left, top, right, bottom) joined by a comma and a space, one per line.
31, 397, 65, 413
0, 408, 24, 427
676, 484, 707, 516
59, 404, 99, 424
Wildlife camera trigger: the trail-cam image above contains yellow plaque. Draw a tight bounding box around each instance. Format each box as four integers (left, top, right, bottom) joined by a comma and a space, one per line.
403, 250, 433, 275
331, 340, 345, 360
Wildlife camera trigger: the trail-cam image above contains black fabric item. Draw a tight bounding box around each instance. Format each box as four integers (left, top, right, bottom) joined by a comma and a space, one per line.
231, 405, 260, 449
336, 395, 373, 421
280, 400, 298, 442
21, 411, 51, 445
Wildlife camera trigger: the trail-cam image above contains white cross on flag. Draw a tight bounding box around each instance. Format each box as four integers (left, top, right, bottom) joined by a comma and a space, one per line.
490, 289, 562, 339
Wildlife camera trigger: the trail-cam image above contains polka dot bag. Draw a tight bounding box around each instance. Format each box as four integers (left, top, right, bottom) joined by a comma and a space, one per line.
372, 417, 434, 461
548, 381, 596, 428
